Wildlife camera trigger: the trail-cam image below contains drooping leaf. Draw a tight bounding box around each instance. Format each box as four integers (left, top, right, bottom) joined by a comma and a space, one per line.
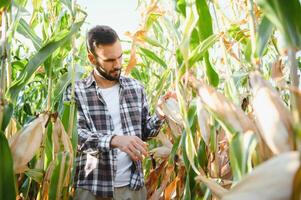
255, 16, 274, 58
7, 19, 85, 103
188, 34, 218, 67
17, 18, 42, 50
256, 0, 301, 48
53, 67, 83, 104
139, 47, 167, 68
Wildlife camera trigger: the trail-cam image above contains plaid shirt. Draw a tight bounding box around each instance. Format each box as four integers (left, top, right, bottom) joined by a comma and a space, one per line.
64, 72, 163, 198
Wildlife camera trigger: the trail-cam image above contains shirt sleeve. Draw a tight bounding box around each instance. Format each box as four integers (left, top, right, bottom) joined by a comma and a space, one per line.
140, 86, 165, 141
64, 84, 115, 153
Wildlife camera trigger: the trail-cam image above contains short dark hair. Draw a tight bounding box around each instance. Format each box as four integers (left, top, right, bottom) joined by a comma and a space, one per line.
87, 25, 119, 55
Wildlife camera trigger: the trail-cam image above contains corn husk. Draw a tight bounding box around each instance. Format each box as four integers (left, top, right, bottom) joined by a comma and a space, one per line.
223, 151, 300, 200
250, 72, 294, 154
196, 151, 300, 200
188, 74, 256, 134
9, 114, 48, 173
52, 117, 74, 156
149, 132, 172, 159
271, 58, 286, 87
161, 98, 183, 125
5, 117, 18, 139
166, 118, 182, 137
52, 117, 74, 187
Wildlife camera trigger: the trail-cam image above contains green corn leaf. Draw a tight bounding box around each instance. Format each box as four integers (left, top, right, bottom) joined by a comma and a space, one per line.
139, 47, 167, 68
7, 19, 85, 103
256, 0, 301, 48
175, 0, 186, 17
151, 69, 170, 107
25, 168, 44, 184
188, 34, 219, 68
255, 16, 274, 58
229, 132, 257, 182
1, 102, 13, 132
53, 69, 83, 105
17, 18, 42, 50
48, 152, 71, 200
61, 102, 78, 156
0, 0, 10, 10
196, 0, 219, 87
0, 132, 17, 200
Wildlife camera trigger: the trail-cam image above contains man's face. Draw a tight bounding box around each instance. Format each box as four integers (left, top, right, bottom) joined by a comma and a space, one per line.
90, 40, 123, 81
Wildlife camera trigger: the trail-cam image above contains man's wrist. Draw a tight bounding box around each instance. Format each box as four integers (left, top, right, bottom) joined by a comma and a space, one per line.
110, 135, 119, 148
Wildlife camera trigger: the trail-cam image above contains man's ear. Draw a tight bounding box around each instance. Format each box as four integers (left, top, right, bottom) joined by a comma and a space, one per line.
88, 52, 96, 65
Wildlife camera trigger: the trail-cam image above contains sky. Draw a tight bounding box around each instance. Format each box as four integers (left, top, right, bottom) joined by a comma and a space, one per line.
77, 0, 141, 41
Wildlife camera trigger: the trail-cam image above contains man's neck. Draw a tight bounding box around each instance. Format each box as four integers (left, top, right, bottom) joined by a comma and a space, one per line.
93, 70, 118, 89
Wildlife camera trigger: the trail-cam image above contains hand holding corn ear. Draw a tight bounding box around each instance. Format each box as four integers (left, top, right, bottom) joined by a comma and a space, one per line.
156, 91, 178, 120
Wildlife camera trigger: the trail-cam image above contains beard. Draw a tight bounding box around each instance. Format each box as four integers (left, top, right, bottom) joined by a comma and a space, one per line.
94, 62, 121, 81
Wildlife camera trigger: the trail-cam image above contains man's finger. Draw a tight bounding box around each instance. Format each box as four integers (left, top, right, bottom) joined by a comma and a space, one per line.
132, 142, 148, 157
134, 137, 148, 149
122, 146, 138, 161
128, 144, 143, 160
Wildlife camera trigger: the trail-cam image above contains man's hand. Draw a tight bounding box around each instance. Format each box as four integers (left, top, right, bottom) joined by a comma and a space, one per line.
110, 135, 148, 161
156, 91, 177, 120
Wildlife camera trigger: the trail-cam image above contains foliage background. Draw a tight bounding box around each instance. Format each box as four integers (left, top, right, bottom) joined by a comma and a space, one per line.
0, 0, 301, 199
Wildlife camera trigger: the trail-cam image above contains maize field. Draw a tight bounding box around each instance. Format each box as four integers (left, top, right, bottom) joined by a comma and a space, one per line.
0, 0, 301, 199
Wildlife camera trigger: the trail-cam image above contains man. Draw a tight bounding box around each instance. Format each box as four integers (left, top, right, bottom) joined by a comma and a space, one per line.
65, 25, 168, 200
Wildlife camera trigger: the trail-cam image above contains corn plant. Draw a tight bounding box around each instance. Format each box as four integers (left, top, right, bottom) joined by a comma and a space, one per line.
1, 0, 301, 199
0, 0, 87, 199
125, 0, 301, 199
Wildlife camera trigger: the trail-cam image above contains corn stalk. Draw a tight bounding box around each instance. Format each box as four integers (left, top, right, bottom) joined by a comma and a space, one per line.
0, 10, 7, 130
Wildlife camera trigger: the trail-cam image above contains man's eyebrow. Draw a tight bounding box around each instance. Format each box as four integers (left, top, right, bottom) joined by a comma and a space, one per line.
103, 53, 123, 61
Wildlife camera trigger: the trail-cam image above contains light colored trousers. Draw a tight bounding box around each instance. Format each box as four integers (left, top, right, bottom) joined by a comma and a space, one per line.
74, 186, 147, 200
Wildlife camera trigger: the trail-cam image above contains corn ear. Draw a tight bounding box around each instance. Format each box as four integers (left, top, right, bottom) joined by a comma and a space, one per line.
9, 114, 48, 173
161, 98, 183, 125
223, 151, 300, 200
188, 74, 256, 134
149, 133, 172, 159
196, 151, 300, 200
250, 72, 294, 154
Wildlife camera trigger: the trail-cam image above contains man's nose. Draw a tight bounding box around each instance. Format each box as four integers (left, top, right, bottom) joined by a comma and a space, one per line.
113, 59, 122, 68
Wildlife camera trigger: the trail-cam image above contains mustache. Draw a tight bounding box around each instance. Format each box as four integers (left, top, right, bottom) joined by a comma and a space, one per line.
111, 68, 122, 73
